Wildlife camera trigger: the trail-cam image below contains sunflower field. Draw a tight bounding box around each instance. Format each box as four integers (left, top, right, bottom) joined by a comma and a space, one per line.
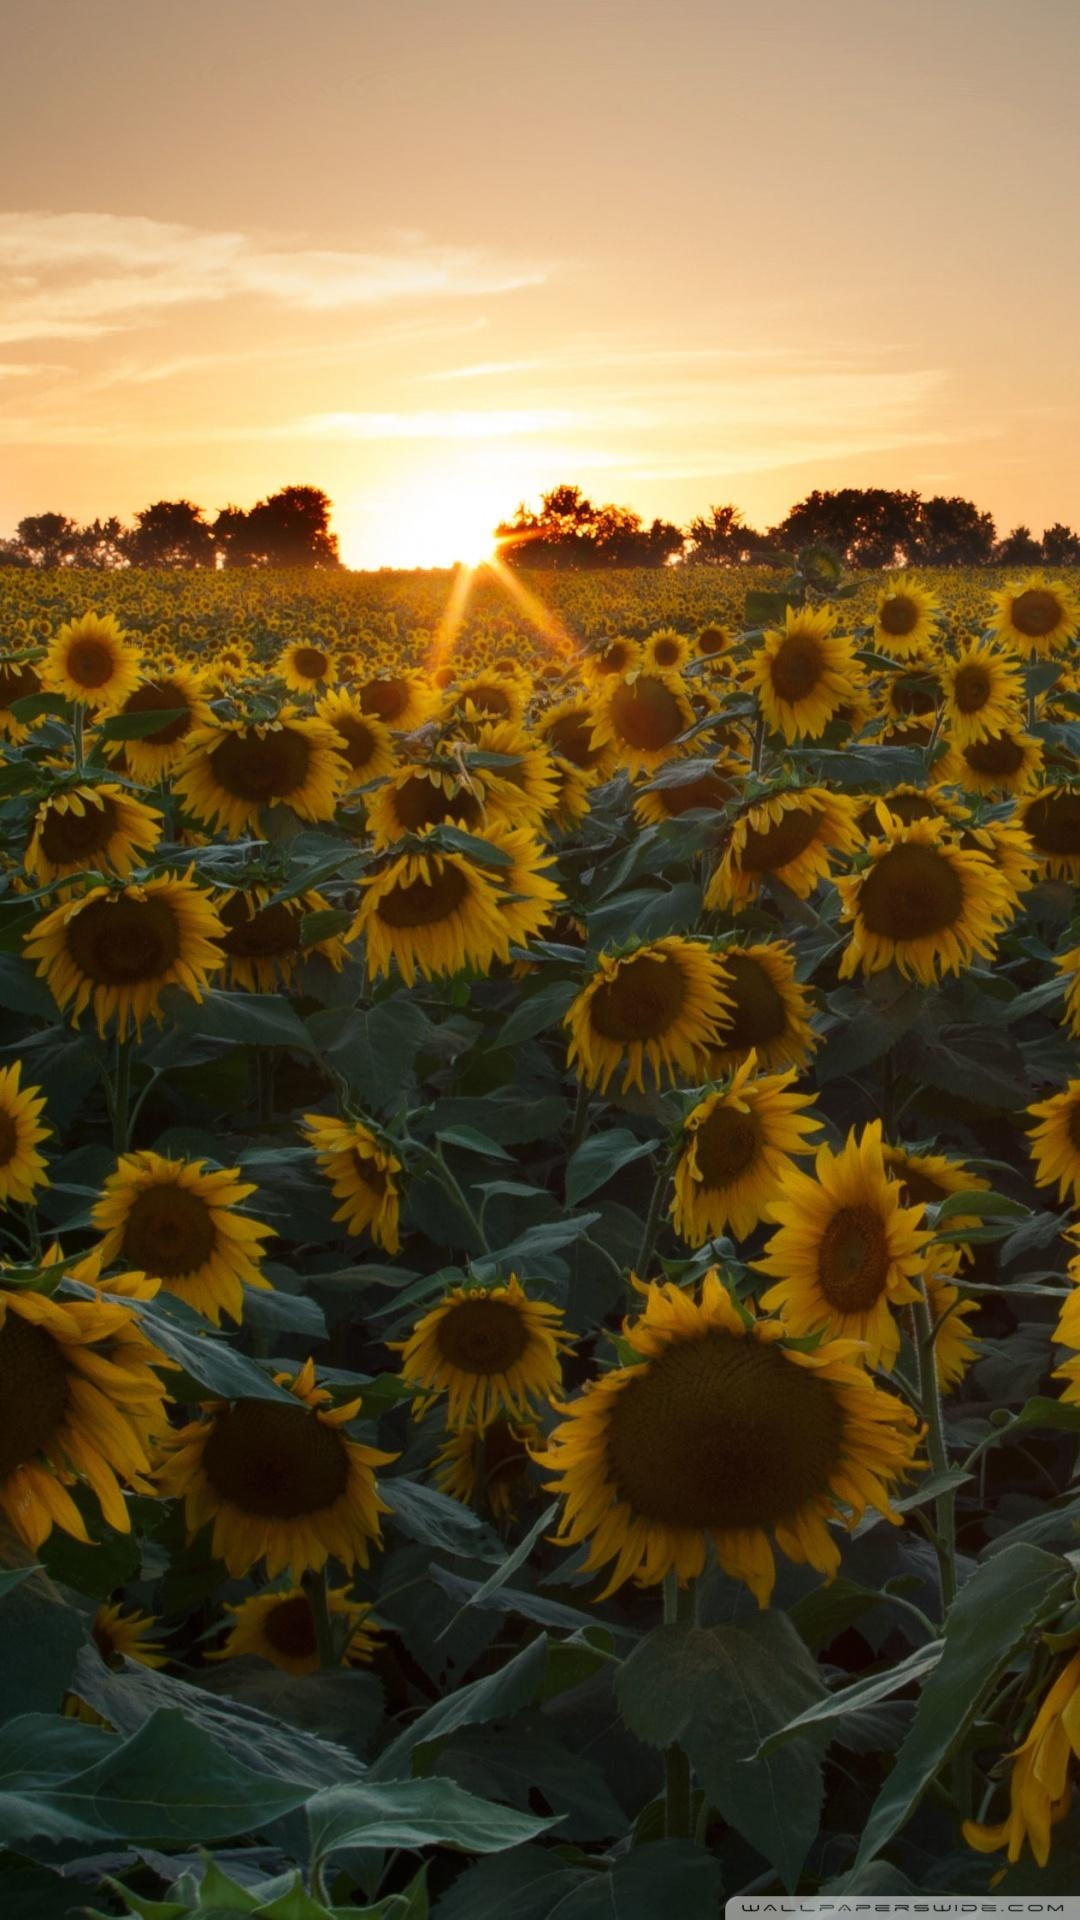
6, 553, 1080, 1915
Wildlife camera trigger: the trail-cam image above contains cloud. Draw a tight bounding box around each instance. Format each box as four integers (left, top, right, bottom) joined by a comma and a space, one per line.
300, 407, 592, 441
0, 212, 546, 345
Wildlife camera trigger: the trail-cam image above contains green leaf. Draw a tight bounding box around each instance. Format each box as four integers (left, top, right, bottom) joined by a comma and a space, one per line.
134, 1295, 297, 1404
437, 1504, 560, 1637
493, 978, 580, 1050
0, 1565, 40, 1602
299, 907, 353, 945
97, 706, 187, 741
434, 1126, 513, 1162
614, 1615, 827, 1889
935, 1188, 1028, 1221
162, 988, 315, 1051
471, 1213, 601, 1281
382, 1477, 501, 1559
432, 1838, 723, 1920
0, 952, 63, 1018
854, 1544, 1073, 1867
744, 589, 791, 628
753, 1639, 944, 1757
565, 1128, 657, 1207
309, 998, 435, 1110
1009, 1395, 1080, 1434
307, 1776, 555, 1862
371, 1634, 548, 1780
0, 1582, 87, 1724
10, 692, 70, 723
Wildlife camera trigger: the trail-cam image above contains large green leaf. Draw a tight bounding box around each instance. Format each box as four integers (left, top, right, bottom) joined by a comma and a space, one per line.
565, 1128, 658, 1206
307, 1777, 555, 1863
433, 1838, 722, 1920
753, 1640, 945, 1756
0, 1583, 87, 1724
371, 1633, 548, 1780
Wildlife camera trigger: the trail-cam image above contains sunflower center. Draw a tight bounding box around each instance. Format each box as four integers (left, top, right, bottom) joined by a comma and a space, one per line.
879, 595, 919, 638
293, 648, 329, 679
460, 684, 512, 718
1067, 1105, 1080, 1154
964, 733, 1024, 777
482, 1416, 530, 1483
740, 805, 823, 872
66, 896, 181, 985
609, 677, 685, 751
717, 954, 787, 1048
353, 1149, 388, 1195
38, 794, 119, 865
219, 896, 303, 961
698, 627, 727, 656
0, 1309, 69, 1477
333, 716, 380, 770
546, 709, 604, 769
605, 1329, 844, 1531
263, 1593, 318, 1658
209, 728, 313, 803
652, 637, 682, 668
1024, 790, 1080, 855
770, 634, 823, 701
67, 640, 115, 689
889, 678, 937, 717
121, 681, 193, 745
360, 678, 409, 721
121, 1184, 217, 1279
1011, 589, 1062, 638
391, 774, 484, 833
376, 863, 470, 928
693, 1105, 763, 1186
434, 1297, 531, 1375
817, 1205, 890, 1312
202, 1400, 350, 1517
588, 953, 687, 1042
0, 1113, 16, 1168
858, 843, 964, 940
887, 1162, 947, 1208
953, 664, 992, 713
657, 769, 735, 817
0, 663, 40, 706
857, 792, 938, 836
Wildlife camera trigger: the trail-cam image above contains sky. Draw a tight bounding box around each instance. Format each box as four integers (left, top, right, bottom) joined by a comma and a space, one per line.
2, 0, 1078, 569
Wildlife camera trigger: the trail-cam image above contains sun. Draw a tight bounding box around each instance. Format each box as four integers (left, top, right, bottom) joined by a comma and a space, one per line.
339, 469, 504, 569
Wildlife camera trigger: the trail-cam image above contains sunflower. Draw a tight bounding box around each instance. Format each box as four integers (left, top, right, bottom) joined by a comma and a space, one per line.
581, 636, 641, 682
176, 711, 347, 837
92, 1602, 167, 1669
872, 575, 940, 656
963, 1652, 1080, 1867
882, 1143, 990, 1229
351, 846, 510, 986
317, 689, 397, 788
213, 884, 347, 993
671, 1056, 822, 1244
991, 573, 1080, 657
444, 672, 529, 726
749, 606, 859, 743
633, 756, 741, 828
835, 818, 1017, 987
0, 1062, 50, 1207
706, 787, 862, 910
1026, 1080, 1080, 1204
947, 727, 1044, 798
24, 872, 224, 1039
470, 824, 565, 947
939, 641, 1024, 746
396, 1276, 570, 1429
365, 763, 489, 847
695, 623, 732, 659
25, 784, 163, 887
357, 668, 434, 731
853, 784, 965, 839
566, 936, 732, 1095
300, 1113, 404, 1254
456, 717, 561, 829
434, 1415, 540, 1521
1019, 785, 1080, 880
1058, 944, 1080, 1039
590, 671, 695, 775
210, 1586, 380, 1676
707, 940, 820, 1074
41, 612, 140, 712
539, 1272, 921, 1606
0, 1282, 166, 1551
91, 1151, 274, 1326
536, 695, 615, 780
958, 819, 1038, 902
106, 668, 212, 783
756, 1122, 931, 1370
0, 656, 42, 742
925, 1263, 981, 1393
156, 1357, 395, 1579
280, 640, 336, 695
642, 628, 692, 675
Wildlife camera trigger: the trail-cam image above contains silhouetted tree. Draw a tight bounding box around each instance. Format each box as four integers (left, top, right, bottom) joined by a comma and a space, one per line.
686, 505, 763, 565
497, 486, 683, 569
14, 513, 81, 568
771, 489, 922, 569
214, 486, 340, 569
911, 495, 997, 567
126, 500, 215, 569
995, 525, 1042, 566
73, 518, 130, 570
1042, 522, 1080, 566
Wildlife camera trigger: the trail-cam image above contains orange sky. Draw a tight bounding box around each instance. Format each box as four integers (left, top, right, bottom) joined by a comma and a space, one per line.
3, 0, 1078, 568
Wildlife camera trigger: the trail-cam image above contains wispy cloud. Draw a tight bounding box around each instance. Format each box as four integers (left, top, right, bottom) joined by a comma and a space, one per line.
299, 407, 586, 441
0, 212, 546, 346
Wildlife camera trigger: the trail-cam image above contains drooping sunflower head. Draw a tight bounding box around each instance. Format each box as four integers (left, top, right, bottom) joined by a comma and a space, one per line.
750, 605, 860, 744
365, 762, 489, 848
707, 786, 862, 910
0, 1062, 50, 1208
948, 726, 1045, 798
357, 668, 435, 731
175, 711, 348, 837
707, 940, 820, 1074
1019, 785, 1080, 879
105, 668, 212, 782
301, 1111, 404, 1255
211, 1585, 380, 1676
872, 575, 941, 656
91, 1150, 274, 1327
566, 936, 733, 1095
279, 640, 336, 695
853, 783, 965, 840
396, 1275, 571, 1429
41, 613, 141, 712
540, 1271, 922, 1606
633, 756, 741, 828
590, 671, 695, 774
835, 817, 1018, 987
671, 1054, 822, 1245
1026, 1077, 1080, 1206
24, 871, 225, 1040
92, 1603, 167, 1670
963, 1652, 1080, 1868
434, 1414, 540, 1521
213, 883, 347, 992
442, 671, 529, 727
0, 655, 43, 742
352, 846, 510, 986
536, 694, 615, 780
25, 783, 163, 887
991, 573, 1080, 657
317, 689, 397, 789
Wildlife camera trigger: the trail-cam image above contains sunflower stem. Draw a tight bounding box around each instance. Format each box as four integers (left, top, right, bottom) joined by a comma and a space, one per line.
71, 704, 85, 775
912, 1279, 958, 1616
636, 1159, 672, 1280
662, 1571, 693, 1838
111, 1036, 134, 1155
566, 1080, 591, 1169
427, 1143, 489, 1253
303, 1567, 338, 1670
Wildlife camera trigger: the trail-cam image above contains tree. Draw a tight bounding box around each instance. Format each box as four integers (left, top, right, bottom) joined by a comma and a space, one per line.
126, 500, 215, 569
911, 495, 996, 567
214, 486, 340, 569
685, 505, 762, 565
770, 489, 922, 569
13, 513, 81, 568
496, 486, 683, 569
72, 518, 130, 570
995, 525, 1042, 566
1041, 523, 1080, 566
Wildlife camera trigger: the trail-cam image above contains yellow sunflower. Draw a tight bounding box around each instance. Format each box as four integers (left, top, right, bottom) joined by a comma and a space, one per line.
351, 846, 510, 986
536, 695, 615, 781
0, 656, 43, 742
457, 717, 562, 830
0, 1282, 167, 1551
925, 1263, 981, 1394
357, 668, 435, 731
91, 1151, 274, 1327
433, 1415, 540, 1521
882, 1144, 990, 1237
41, 613, 140, 712
443, 671, 529, 727
92, 1602, 167, 1669
0, 1062, 50, 1207
1019, 786, 1080, 880
642, 628, 692, 675
210, 1586, 380, 1676
1027, 1079, 1080, 1204
695, 623, 732, 659
280, 640, 337, 695
706, 941, 819, 1075
396, 1275, 570, 1429
365, 763, 489, 848
317, 690, 397, 789
939, 641, 1024, 747
991, 573, 1080, 657
671, 1055, 822, 1244
706, 787, 862, 910
24, 872, 224, 1039
633, 756, 741, 829
300, 1113, 404, 1254
175, 711, 347, 837
750, 606, 859, 743
469, 824, 565, 947
25, 784, 163, 887
581, 636, 641, 683
947, 728, 1044, 798
964, 1651, 1080, 1867
590, 671, 695, 775
835, 819, 1018, 987
756, 1122, 931, 1370
539, 1272, 922, 1606
853, 784, 966, 839
105, 668, 212, 783
213, 884, 347, 993
958, 819, 1038, 903
566, 936, 732, 1095
1058, 944, 1080, 1039
156, 1357, 395, 1579
872, 575, 941, 656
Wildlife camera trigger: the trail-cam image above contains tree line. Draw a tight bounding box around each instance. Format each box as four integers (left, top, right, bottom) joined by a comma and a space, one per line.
0, 487, 341, 571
